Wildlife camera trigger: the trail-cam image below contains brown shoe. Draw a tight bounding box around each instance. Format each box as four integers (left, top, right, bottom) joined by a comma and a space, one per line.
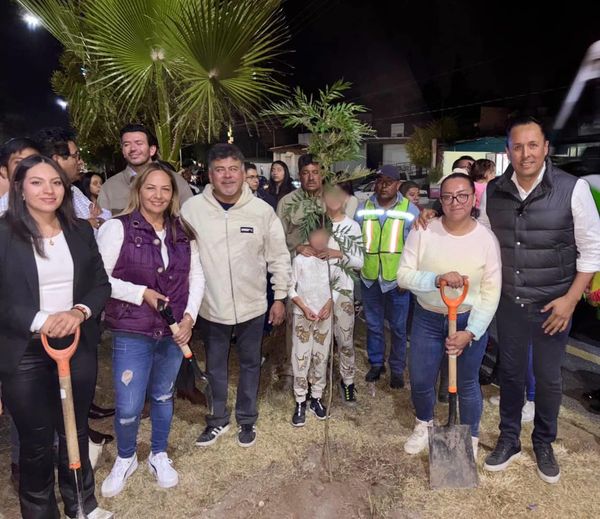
177, 387, 207, 406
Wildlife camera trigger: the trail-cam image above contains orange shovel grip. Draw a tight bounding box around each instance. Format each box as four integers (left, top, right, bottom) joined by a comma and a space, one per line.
439, 279, 469, 321
41, 328, 80, 378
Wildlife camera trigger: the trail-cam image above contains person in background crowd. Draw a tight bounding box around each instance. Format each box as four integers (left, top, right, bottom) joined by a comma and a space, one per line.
98, 162, 204, 497
0, 155, 112, 519
98, 124, 192, 215
181, 162, 201, 196
35, 127, 111, 229
397, 173, 501, 457
181, 144, 290, 448
323, 185, 363, 405
338, 179, 359, 218
276, 154, 324, 389
454, 155, 476, 172
469, 158, 496, 209
80, 172, 104, 206
0, 138, 39, 214
355, 165, 420, 388
268, 160, 295, 203
289, 226, 335, 426
245, 162, 277, 210
400, 181, 421, 208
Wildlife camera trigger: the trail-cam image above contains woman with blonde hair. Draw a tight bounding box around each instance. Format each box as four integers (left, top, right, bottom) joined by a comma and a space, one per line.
97, 162, 205, 497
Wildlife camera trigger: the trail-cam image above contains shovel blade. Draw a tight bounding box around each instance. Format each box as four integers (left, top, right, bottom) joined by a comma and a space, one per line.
428, 424, 479, 489
189, 358, 214, 415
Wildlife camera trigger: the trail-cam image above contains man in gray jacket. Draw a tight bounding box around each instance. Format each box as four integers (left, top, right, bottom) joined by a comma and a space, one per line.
181, 143, 291, 448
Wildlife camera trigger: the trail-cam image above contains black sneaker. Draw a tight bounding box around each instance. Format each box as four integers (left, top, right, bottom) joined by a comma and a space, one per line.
292, 401, 306, 427
340, 381, 357, 406
483, 437, 521, 472
534, 443, 560, 484
195, 424, 230, 446
237, 424, 256, 448
309, 398, 327, 420
390, 372, 404, 389
365, 365, 386, 382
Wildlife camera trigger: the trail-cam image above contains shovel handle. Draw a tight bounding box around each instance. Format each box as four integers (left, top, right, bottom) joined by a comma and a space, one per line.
439, 280, 469, 395
167, 322, 193, 359
439, 279, 469, 322
41, 329, 81, 470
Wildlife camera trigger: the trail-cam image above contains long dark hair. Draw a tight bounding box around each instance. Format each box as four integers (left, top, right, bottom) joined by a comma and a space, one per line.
268, 160, 294, 200
79, 171, 103, 201
440, 173, 480, 219
6, 155, 76, 257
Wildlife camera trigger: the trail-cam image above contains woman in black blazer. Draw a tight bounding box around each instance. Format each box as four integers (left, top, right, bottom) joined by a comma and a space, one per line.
0, 155, 112, 519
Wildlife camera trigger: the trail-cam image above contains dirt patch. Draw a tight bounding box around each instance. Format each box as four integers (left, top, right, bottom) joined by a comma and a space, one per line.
1, 325, 600, 518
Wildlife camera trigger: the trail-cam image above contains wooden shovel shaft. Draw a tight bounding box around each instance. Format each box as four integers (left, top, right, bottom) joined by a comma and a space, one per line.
58, 374, 81, 470
167, 322, 193, 358
448, 319, 457, 395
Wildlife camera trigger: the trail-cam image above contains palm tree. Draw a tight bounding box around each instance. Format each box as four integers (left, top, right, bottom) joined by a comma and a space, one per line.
17, 0, 289, 163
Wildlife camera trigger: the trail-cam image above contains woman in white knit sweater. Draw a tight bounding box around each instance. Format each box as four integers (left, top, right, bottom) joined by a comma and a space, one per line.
397, 173, 501, 457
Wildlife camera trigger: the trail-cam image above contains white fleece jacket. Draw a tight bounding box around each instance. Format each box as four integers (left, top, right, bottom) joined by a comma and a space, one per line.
181, 183, 292, 325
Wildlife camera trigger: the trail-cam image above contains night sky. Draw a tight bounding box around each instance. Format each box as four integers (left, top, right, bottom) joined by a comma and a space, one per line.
1, 0, 599, 141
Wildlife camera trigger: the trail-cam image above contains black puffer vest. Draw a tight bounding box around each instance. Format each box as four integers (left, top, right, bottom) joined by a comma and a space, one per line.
486, 159, 578, 305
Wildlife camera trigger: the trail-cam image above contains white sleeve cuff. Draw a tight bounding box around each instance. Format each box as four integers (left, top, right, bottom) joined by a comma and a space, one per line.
30, 311, 50, 333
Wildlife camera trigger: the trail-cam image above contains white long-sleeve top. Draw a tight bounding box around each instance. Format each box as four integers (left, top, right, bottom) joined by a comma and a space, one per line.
97, 218, 205, 322
479, 168, 600, 273
289, 255, 337, 315
397, 219, 502, 340
29, 232, 91, 332
329, 216, 364, 294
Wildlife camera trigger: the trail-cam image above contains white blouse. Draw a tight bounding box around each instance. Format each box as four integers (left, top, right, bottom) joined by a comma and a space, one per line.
97, 218, 205, 322
29, 232, 78, 332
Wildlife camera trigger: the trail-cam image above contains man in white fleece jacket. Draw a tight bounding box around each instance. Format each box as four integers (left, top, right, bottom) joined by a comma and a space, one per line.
181, 143, 291, 449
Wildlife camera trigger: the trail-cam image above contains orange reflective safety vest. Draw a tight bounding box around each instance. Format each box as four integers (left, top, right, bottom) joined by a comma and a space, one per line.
358, 198, 413, 282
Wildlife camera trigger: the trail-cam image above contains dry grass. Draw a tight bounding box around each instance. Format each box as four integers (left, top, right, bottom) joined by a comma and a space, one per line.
1, 324, 600, 518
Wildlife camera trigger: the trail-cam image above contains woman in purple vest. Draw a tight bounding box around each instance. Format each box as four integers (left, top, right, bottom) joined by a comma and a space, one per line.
97, 162, 205, 497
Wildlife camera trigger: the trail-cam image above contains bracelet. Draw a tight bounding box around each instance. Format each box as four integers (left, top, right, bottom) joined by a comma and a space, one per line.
71, 306, 87, 321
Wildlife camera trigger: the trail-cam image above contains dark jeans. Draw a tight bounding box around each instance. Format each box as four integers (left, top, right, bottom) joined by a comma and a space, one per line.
199, 314, 265, 427
2, 339, 97, 519
361, 281, 409, 374
409, 304, 487, 437
496, 296, 570, 446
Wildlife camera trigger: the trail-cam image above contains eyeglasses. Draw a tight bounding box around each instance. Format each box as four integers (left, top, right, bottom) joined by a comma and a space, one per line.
440, 193, 472, 205
246, 175, 259, 180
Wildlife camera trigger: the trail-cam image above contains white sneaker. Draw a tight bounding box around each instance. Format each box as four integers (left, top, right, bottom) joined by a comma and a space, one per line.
404, 419, 432, 454
521, 400, 535, 423
489, 395, 500, 406
88, 508, 115, 519
471, 437, 479, 458
101, 454, 138, 498
148, 451, 178, 488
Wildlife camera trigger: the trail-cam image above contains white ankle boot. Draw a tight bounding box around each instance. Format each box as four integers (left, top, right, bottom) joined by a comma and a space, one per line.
404, 418, 432, 454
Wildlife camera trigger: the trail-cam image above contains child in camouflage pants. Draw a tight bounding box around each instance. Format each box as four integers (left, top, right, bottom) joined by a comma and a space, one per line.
289, 227, 336, 426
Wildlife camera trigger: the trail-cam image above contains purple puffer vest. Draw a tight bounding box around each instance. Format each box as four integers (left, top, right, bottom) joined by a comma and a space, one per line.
104, 211, 191, 339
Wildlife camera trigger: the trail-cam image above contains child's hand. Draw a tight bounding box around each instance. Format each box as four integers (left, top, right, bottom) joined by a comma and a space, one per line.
317, 248, 343, 261
302, 306, 319, 321
318, 299, 333, 320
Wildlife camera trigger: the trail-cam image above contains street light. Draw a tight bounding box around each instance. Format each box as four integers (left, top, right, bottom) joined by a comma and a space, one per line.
56, 98, 68, 110
22, 12, 41, 30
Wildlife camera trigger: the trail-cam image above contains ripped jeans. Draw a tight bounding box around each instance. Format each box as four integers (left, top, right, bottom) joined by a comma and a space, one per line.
112, 332, 183, 458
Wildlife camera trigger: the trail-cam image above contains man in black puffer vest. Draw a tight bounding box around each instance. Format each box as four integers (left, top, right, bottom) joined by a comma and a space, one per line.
481, 116, 600, 484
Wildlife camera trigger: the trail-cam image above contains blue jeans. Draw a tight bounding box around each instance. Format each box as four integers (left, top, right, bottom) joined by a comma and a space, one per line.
112, 332, 183, 458
361, 281, 409, 374
409, 304, 487, 437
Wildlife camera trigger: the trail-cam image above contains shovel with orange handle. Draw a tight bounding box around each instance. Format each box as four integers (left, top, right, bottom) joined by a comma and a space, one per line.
428, 279, 478, 489
41, 328, 88, 519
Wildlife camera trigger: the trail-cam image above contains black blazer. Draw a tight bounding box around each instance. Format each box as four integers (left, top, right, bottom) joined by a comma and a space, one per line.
0, 218, 111, 378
